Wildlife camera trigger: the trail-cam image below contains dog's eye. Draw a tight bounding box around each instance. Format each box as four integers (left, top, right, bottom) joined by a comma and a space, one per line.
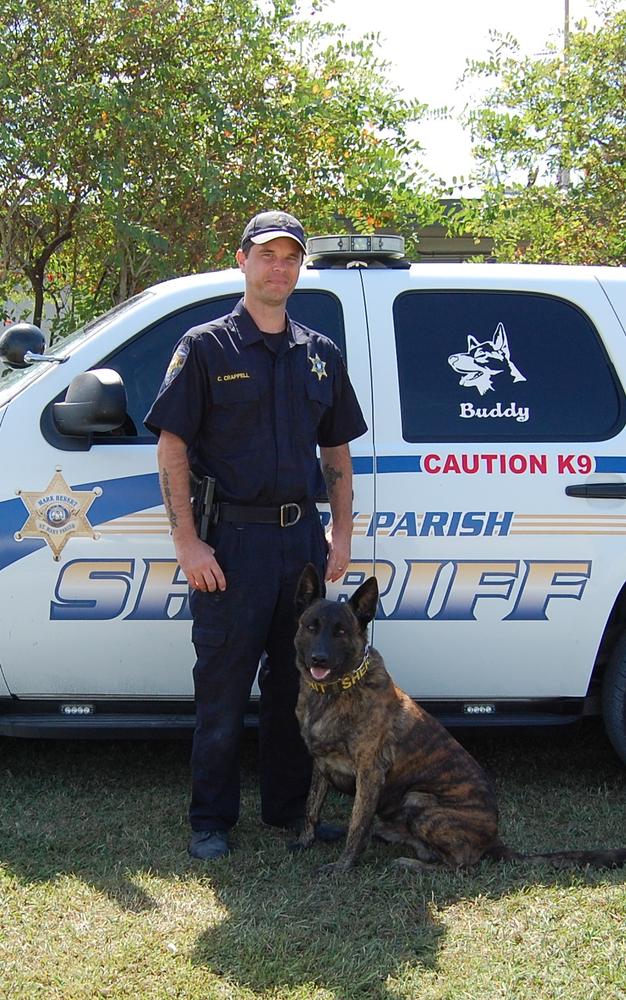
306, 620, 318, 632
333, 625, 346, 636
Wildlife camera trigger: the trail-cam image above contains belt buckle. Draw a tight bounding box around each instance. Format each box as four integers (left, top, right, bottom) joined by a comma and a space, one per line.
280, 502, 302, 528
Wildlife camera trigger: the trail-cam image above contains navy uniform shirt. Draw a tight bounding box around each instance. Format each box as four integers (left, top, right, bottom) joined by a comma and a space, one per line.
145, 299, 367, 505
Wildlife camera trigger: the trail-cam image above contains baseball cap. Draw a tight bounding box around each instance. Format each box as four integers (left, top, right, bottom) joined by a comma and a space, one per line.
241, 211, 307, 253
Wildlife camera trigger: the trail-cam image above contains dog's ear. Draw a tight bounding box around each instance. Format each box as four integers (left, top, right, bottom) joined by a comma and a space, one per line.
295, 563, 322, 618
492, 322, 509, 354
348, 575, 379, 630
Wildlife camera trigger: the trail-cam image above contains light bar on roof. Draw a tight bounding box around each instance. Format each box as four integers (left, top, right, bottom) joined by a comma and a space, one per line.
306, 234, 405, 260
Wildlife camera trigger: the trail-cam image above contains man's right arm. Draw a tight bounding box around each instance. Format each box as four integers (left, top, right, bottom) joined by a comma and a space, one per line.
157, 429, 226, 592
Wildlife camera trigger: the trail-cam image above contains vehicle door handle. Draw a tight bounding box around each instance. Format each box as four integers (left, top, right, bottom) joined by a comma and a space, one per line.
565, 483, 626, 499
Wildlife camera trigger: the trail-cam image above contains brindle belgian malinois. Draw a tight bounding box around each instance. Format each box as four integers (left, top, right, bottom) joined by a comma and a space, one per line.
293, 564, 626, 874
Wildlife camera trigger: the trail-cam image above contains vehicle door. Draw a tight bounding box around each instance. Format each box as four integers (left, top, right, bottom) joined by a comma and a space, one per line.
362, 266, 626, 703
0, 273, 374, 699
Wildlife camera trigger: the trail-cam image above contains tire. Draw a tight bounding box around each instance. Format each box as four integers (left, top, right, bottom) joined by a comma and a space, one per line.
602, 633, 626, 765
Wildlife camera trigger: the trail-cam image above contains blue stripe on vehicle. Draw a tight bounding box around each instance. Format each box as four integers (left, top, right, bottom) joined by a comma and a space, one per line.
376, 455, 422, 473
353, 456, 626, 475
4, 454, 624, 571
0, 499, 44, 567
76, 473, 162, 523
594, 456, 626, 473
353, 456, 423, 474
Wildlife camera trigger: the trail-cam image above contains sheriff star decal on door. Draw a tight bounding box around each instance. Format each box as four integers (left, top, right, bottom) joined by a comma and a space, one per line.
15, 469, 101, 560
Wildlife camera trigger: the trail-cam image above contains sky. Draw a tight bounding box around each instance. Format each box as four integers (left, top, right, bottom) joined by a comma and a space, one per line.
312, 0, 612, 185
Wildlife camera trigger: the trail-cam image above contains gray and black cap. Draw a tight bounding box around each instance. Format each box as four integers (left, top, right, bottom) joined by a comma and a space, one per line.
241, 211, 307, 253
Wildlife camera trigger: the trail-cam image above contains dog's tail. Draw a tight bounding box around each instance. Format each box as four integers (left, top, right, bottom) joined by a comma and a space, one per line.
484, 841, 626, 869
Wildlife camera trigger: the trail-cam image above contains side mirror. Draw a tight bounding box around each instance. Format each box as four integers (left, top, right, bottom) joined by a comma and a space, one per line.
53, 369, 127, 436
0, 323, 46, 368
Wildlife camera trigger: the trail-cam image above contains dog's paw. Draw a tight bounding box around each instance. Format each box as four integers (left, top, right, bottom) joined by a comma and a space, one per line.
288, 837, 313, 854
317, 860, 354, 876
391, 856, 433, 873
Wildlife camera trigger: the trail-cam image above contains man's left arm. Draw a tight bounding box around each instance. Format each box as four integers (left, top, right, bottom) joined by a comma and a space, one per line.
320, 443, 353, 582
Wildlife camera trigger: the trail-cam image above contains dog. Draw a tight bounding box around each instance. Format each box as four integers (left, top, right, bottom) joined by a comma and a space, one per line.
293, 564, 626, 874
448, 322, 526, 396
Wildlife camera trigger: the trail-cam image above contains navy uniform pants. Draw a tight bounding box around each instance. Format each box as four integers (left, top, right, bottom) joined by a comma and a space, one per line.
188, 511, 327, 832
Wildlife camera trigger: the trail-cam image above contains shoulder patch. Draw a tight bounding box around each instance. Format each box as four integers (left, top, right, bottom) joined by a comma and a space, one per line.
162, 339, 191, 388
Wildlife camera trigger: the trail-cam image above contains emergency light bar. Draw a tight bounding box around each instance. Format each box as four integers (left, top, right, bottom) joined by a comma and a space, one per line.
306, 234, 405, 261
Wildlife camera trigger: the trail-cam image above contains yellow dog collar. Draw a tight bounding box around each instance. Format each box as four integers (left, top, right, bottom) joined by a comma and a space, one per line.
305, 648, 370, 694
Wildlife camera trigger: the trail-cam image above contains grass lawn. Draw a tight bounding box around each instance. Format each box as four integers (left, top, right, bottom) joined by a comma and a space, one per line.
1, 719, 625, 999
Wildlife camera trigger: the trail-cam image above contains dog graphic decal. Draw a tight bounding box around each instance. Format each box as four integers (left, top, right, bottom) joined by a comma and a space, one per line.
448, 322, 526, 396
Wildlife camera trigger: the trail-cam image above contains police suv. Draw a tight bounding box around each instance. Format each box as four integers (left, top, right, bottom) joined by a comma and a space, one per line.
2, 235, 626, 765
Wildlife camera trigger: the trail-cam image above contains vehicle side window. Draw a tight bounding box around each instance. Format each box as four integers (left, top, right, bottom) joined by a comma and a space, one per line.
98, 296, 240, 442
393, 291, 625, 442
287, 291, 346, 357
97, 290, 346, 443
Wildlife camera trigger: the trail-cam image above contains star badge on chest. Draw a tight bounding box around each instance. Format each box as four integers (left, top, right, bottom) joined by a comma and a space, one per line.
309, 354, 327, 381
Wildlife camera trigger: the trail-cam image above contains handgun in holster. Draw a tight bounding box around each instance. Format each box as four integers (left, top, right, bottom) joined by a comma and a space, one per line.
190, 472, 217, 542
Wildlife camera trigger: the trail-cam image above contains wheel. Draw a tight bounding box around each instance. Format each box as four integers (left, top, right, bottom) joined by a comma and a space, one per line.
602, 633, 626, 765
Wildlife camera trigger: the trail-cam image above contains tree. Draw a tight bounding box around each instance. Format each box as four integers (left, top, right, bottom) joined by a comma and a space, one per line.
0, 0, 437, 337
0, 0, 99, 328
450, 1, 626, 265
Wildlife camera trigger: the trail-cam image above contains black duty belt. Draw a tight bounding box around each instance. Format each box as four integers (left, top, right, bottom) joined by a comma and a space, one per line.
217, 501, 308, 528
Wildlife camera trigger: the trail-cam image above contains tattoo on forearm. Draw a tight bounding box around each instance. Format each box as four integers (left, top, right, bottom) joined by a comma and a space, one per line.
323, 463, 343, 499
161, 468, 178, 529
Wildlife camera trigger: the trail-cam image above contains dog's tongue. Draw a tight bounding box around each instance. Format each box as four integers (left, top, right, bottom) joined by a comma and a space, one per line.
310, 666, 331, 681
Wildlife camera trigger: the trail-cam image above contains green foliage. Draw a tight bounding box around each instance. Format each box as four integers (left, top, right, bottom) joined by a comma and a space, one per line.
451, 1, 626, 265
0, 0, 435, 335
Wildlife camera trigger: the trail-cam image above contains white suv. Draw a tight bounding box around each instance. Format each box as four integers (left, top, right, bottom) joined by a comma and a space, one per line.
1, 236, 626, 764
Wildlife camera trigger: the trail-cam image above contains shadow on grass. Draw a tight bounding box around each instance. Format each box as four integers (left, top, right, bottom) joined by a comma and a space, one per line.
189, 720, 626, 998
0, 720, 625, 996
191, 853, 446, 998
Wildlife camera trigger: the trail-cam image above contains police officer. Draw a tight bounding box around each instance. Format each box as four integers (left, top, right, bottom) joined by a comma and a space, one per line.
145, 211, 367, 860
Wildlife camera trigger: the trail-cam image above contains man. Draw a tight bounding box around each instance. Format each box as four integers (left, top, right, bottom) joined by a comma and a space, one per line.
145, 210, 367, 860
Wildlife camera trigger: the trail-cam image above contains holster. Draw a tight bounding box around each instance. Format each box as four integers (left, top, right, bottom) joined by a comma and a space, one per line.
190, 472, 217, 542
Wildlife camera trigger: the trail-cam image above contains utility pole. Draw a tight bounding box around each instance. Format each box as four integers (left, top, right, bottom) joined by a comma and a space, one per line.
558, 0, 571, 189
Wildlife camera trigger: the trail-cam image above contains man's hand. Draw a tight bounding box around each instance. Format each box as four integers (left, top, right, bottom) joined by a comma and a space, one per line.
325, 525, 351, 583
175, 536, 226, 592
157, 430, 226, 592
